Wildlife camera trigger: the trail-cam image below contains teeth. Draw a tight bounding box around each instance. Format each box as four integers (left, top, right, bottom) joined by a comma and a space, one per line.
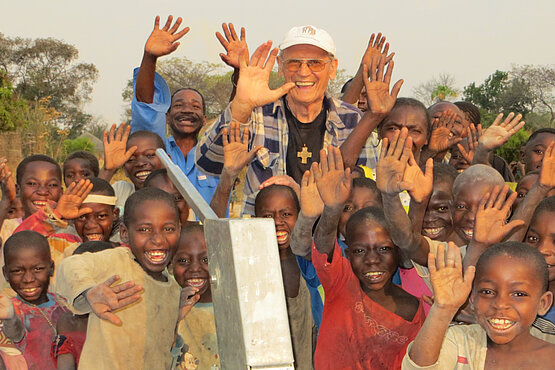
296, 82, 314, 86
457, 169, 464, 173
86, 233, 103, 241
186, 278, 207, 288
488, 318, 515, 329
276, 231, 288, 243
423, 227, 444, 236
135, 171, 152, 180
33, 201, 47, 207
145, 250, 168, 264
463, 229, 474, 238
21, 288, 38, 294
365, 272, 384, 278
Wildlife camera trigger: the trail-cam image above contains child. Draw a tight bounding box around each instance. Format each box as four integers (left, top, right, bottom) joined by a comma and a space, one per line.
55, 187, 185, 369
52, 241, 114, 370
522, 128, 555, 174
144, 169, 191, 225
254, 184, 313, 370
311, 147, 424, 369
171, 223, 220, 369
524, 195, 555, 324
72, 178, 121, 244
338, 177, 382, 240
0, 230, 69, 370
403, 242, 555, 368
99, 123, 165, 212
63, 151, 99, 187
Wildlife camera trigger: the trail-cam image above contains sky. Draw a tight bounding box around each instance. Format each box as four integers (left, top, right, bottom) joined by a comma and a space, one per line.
3, 0, 554, 126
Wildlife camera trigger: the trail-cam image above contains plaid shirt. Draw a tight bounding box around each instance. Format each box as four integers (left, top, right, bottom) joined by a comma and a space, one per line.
195, 94, 380, 215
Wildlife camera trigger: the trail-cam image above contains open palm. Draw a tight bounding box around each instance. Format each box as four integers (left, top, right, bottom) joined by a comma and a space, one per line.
144, 16, 190, 58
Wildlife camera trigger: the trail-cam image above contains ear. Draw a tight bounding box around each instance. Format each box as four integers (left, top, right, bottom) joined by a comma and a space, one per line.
112, 207, 120, 220
120, 223, 129, 244
15, 183, 20, 197
49, 260, 55, 277
468, 291, 475, 312
277, 56, 284, 78
329, 58, 338, 80
2, 266, 7, 283
537, 291, 553, 316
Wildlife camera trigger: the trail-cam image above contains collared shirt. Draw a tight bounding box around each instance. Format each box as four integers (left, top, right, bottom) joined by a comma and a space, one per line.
196, 94, 380, 215
130, 68, 218, 206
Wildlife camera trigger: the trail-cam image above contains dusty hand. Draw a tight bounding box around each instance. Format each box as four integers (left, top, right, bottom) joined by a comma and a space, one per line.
0, 293, 15, 320
300, 169, 324, 218
0, 159, 16, 202
539, 142, 555, 189
479, 112, 525, 151
222, 121, 262, 178
86, 275, 143, 326
179, 286, 200, 321
376, 127, 414, 194
429, 243, 475, 310
428, 111, 462, 153
216, 23, 248, 69
55, 179, 93, 220
231, 42, 295, 115
363, 56, 403, 115
457, 124, 481, 164
103, 123, 137, 171
313, 147, 351, 209
473, 185, 525, 245
404, 155, 433, 203
144, 15, 190, 58
360, 33, 392, 67
259, 175, 301, 200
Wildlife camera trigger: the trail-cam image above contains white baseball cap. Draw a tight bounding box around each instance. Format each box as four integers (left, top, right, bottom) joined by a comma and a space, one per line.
279, 25, 336, 57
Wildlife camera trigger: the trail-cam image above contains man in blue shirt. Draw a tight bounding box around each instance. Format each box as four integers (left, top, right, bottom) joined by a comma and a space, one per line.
131, 15, 218, 205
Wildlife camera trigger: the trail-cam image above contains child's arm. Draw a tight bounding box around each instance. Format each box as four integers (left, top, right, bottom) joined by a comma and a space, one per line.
464, 184, 526, 268
406, 243, 475, 367
215, 23, 248, 102
0, 159, 16, 230
0, 294, 23, 343
290, 169, 324, 260
340, 55, 403, 169
83, 275, 143, 325
313, 147, 351, 261
377, 127, 433, 266
209, 122, 262, 218
98, 124, 137, 182
471, 112, 525, 166
507, 141, 554, 242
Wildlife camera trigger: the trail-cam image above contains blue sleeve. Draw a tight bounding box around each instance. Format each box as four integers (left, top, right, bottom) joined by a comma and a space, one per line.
130, 67, 171, 140
296, 255, 321, 289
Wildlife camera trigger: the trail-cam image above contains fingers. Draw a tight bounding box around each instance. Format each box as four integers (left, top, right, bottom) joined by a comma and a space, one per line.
77, 207, 93, 217
490, 113, 504, 127
319, 148, 329, 174
391, 79, 404, 99
99, 311, 122, 326
168, 17, 182, 34
301, 170, 310, 189
124, 147, 137, 162
114, 294, 143, 311
247, 145, 263, 160
424, 158, 434, 179
264, 47, 279, 72
153, 15, 160, 30
493, 184, 510, 210
115, 284, 143, 301
436, 243, 446, 270
463, 265, 476, 285
110, 279, 134, 293
379, 138, 389, 159
102, 275, 121, 288
376, 56, 385, 82
428, 252, 437, 275
162, 15, 173, 31
485, 186, 500, 209
311, 161, 321, 181
446, 242, 457, 268
327, 146, 337, 172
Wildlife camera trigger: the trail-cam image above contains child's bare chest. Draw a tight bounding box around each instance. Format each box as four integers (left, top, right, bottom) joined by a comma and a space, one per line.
485, 350, 549, 369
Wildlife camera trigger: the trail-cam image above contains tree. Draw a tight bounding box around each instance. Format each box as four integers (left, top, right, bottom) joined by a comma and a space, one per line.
0, 33, 98, 138
510, 65, 555, 126
413, 74, 459, 106
0, 71, 27, 132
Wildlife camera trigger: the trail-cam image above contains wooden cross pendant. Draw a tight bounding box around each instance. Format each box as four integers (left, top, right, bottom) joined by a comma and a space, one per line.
297, 145, 312, 164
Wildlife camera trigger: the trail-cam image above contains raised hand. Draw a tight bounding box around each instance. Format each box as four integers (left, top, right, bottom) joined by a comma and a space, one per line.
473, 185, 525, 246
55, 179, 93, 220
539, 141, 555, 189
222, 121, 262, 177
360, 33, 393, 67
362, 55, 403, 115
376, 127, 414, 194
85, 275, 143, 326
144, 15, 190, 58
103, 123, 137, 171
313, 146, 352, 210
300, 169, 324, 218
427, 110, 462, 153
0, 293, 15, 320
231, 42, 296, 121
457, 123, 482, 164
479, 112, 525, 151
259, 175, 301, 200
179, 286, 200, 321
216, 23, 248, 69
404, 155, 433, 203
429, 243, 475, 310
0, 158, 16, 202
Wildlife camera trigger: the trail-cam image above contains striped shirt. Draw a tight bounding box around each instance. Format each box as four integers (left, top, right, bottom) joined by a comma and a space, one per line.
195, 95, 380, 215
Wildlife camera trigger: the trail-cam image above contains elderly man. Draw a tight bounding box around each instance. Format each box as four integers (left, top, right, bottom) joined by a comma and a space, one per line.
197, 25, 401, 214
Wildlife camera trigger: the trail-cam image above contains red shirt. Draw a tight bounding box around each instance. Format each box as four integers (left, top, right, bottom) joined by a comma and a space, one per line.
312, 242, 425, 370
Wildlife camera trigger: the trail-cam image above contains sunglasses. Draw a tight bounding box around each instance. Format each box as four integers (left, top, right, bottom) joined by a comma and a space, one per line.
283, 59, 332, 72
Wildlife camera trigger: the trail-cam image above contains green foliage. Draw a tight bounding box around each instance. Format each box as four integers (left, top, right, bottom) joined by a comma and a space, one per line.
495, 129, 530, 166
431, 85, 458, 101
0, 71, 28, 132
61, 137, 95, 161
